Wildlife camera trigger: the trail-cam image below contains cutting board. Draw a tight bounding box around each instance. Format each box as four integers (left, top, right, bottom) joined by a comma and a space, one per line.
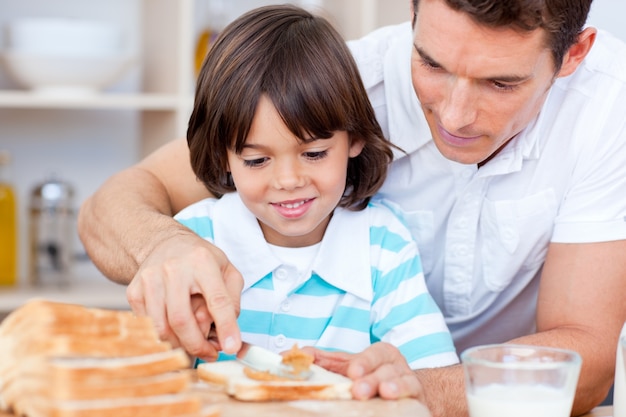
194, 383, 432, 417
0, 382, 431, 417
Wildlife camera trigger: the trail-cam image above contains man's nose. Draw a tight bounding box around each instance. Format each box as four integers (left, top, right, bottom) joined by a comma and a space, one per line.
440, 78, 478, 131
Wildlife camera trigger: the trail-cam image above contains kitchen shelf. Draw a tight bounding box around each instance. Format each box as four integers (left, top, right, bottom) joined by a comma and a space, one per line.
0, 0, 196, 157
0, 90, 193, 111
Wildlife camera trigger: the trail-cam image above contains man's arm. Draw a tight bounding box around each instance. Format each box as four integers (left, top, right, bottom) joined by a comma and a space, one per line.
313, 240, 626, 417
77, 138, 244, 359
532, 240, 626, 414
78, 138, 208, 283
421, 240, 626, 416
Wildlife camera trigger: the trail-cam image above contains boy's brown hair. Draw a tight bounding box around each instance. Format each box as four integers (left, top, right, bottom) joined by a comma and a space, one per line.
187, 4, 393, 210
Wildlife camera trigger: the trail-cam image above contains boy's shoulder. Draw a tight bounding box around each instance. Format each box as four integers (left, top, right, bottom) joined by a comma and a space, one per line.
364, 198, 415, 239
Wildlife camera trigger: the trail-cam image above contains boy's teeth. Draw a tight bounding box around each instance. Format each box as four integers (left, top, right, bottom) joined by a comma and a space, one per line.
281, 201, 305, 209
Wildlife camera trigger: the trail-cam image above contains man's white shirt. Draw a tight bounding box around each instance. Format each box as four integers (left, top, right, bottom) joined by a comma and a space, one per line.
349, 22, 626, 353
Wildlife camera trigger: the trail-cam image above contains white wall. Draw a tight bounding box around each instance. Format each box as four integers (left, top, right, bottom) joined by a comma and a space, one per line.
587, 0, 626, 41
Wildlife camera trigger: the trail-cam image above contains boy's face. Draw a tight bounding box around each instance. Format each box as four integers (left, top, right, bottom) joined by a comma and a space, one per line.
227, 95, 363, 248
411, 0, 557, 165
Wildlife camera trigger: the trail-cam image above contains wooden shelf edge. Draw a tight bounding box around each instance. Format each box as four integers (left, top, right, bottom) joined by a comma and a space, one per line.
0, 90, 193, 111
0, 279, 130, 313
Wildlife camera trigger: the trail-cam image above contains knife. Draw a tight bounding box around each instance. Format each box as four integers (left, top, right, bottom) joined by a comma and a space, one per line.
206, 325, 312, 380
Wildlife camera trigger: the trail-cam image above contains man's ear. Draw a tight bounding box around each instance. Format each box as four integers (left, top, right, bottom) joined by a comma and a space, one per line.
557, 27, 597, 78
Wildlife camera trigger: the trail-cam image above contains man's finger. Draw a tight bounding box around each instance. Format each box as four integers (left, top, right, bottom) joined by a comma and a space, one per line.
200, 263, 243, 355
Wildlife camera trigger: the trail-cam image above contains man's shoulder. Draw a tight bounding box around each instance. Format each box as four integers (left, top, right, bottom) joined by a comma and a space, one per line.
584, 29, 626, 81
562, 29, 626, 92
348, 22, 411, 88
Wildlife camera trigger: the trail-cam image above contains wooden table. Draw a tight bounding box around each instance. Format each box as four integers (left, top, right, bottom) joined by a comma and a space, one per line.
0, 400, 612, 417
193, 383, 432, 417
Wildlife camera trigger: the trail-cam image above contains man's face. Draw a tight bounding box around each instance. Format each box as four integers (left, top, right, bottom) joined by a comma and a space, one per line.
411, 0, 557, 165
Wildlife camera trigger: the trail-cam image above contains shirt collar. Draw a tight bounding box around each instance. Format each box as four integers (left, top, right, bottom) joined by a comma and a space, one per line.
384, 22, 432, 157
212, 193, 281, 291
211, 194, 373, 301
311, 207, 372, 302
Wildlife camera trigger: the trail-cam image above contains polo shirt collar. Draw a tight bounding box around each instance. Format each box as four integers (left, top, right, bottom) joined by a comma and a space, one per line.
211, 194, 373, 301
212, 193, 281, 292
310, 207, 372, 302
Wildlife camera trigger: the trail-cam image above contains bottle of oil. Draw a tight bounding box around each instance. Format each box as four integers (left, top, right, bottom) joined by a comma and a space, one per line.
0, 150, 17, 286
194, 0, 227, 75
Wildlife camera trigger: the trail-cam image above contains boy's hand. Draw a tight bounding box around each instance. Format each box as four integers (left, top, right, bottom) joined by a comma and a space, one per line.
302, 342, 425, 402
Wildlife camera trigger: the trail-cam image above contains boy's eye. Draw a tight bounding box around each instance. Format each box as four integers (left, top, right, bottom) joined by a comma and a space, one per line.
242, 157, 268, 167
304, 150, 328, 160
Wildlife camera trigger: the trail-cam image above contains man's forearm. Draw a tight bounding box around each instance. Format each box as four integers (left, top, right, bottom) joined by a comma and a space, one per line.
416, 327, 615, 417
415, 364, 467, 417
77, 168, 180, 284
507, 329, 614, 415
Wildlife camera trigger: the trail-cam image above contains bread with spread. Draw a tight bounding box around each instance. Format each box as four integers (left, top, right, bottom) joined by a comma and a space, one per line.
197, 345, 352, 401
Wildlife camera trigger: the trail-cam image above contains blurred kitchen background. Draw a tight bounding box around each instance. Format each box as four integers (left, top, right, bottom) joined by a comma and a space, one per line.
0, 0, 624, 309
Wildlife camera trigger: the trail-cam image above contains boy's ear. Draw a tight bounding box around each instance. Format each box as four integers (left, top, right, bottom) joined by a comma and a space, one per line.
349, 138, 365, 158
557, 27, 597, 78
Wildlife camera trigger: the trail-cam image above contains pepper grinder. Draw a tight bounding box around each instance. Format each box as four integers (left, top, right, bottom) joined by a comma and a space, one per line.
28, 176, 75, 287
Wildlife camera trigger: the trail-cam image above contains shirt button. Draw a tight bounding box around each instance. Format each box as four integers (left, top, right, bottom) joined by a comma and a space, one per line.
281, 301, 291, 312
275, 335, 286, 348
275, 268, 288, 280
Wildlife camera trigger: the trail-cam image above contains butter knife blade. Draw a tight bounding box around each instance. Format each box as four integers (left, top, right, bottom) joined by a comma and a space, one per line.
207, 326, 311, 380
236, 341, 312, 380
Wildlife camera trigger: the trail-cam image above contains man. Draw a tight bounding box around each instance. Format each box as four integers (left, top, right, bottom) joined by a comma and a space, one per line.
78, 0, 626, 416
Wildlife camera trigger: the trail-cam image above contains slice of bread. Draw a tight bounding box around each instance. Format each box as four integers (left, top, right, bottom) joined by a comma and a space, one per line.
0, 299, 215, 417
197, 360, 353, 401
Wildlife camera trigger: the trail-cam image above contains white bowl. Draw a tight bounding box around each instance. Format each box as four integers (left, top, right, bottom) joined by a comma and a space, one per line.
1, 51, 134, 95
6, 17, 123, 57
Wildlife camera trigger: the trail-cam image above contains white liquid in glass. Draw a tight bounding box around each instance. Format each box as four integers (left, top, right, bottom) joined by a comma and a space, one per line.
467, 384, 573, 417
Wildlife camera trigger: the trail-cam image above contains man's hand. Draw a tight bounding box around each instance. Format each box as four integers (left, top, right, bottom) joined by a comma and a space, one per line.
126, 231, 244, 361
303, 342, 426, 402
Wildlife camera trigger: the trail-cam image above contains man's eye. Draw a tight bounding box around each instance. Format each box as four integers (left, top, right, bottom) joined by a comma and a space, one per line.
242, 157, 268, 167
421, 58, 442, 70
492, 81, 518, 91
304, 150, 328, 160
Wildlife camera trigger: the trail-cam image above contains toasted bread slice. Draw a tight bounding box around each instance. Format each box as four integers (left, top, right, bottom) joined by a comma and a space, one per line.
197, 360, 352, 401
0, 300, 211, 417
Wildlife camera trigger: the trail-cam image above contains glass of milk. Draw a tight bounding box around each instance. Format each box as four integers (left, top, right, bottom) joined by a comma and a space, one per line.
461, 344, 581, 417
615, 323, 626, 417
